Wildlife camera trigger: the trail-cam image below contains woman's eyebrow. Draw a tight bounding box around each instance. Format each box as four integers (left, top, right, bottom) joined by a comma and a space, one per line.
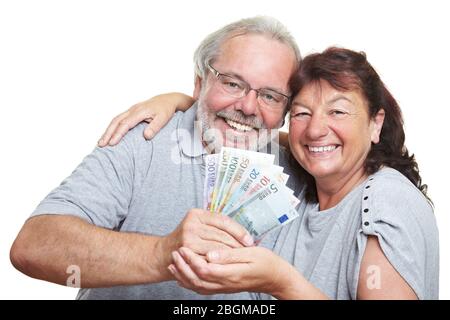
291, 101, 310, 109
326, 95, 354, 105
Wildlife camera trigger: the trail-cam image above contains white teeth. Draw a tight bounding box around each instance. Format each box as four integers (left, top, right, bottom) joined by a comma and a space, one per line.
224, 118, 253, 132
308, 145, 337, 153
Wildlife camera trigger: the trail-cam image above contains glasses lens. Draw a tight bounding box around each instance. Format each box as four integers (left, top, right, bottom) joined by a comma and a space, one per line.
258, 89, 287, 108
217, 75, 246, 97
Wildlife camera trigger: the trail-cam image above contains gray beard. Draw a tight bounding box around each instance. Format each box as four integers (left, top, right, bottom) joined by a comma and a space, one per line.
195, 98, 280, 153
195, 99, 222, 153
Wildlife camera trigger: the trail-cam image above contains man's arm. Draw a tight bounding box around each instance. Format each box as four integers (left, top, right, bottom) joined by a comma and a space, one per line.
10, 215, 172, 287
10, 209, 253, 288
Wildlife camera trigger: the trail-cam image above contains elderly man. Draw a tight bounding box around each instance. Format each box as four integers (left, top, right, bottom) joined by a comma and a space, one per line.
10, 16, 300, 299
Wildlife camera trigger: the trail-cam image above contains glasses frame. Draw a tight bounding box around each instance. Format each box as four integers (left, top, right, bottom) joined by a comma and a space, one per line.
207, 63, 291, 109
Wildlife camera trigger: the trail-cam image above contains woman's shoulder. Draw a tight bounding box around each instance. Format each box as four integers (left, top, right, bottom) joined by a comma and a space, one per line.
362, 167, 436, 233
357, 168, 439, 300
369, 167, 431, 208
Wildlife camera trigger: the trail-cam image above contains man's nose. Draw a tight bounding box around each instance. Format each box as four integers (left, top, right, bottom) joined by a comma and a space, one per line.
306, 113, 329, 140
236, 89, 259, 116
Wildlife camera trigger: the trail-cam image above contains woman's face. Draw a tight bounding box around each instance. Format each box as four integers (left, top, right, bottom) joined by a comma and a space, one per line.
288, 80, 384, 184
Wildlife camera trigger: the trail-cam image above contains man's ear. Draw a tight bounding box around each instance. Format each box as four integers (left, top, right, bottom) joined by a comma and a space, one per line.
371, 108, 385, 144
193, 76, 203, 100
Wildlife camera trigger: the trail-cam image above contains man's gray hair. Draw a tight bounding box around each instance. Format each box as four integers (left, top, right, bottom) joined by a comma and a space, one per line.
193, 16, 301, 79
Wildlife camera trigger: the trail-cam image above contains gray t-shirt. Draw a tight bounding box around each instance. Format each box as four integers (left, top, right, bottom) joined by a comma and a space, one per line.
31, 104, 294, 299
261, 167, 439, 300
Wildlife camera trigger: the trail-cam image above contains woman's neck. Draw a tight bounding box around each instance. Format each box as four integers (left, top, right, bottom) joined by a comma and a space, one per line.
315, 167, 368, 211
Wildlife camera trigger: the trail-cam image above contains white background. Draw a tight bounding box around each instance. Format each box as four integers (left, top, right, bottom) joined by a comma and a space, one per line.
0, 0, 449, 299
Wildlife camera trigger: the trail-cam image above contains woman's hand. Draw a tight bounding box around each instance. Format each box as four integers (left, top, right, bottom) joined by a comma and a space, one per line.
98, 92, 195, 147
168, 246, 290, 296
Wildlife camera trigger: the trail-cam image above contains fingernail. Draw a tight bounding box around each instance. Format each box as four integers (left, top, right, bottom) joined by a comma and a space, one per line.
97, 138, 104, 146
168, 265, 176, 274
109, 136, 118, 145
171, 251, 178, 261
207, 251, 219, 261
179, 247, 187, 256
145, 129, 155, 140
243, 234, 254, 246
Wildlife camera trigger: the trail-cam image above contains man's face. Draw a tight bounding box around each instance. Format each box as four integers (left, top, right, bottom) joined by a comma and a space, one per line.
194, 34, 297, 152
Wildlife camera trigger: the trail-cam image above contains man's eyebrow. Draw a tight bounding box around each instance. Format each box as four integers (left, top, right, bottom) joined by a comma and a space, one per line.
222, 70, 244, 81
223, 70, 288, 94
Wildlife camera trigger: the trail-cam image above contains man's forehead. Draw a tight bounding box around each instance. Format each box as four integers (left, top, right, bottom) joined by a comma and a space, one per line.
212, 34, 296, 92
218, 34, 290, 59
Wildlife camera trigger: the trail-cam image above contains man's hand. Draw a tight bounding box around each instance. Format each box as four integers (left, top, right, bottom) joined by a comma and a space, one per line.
156, 209, 254, 278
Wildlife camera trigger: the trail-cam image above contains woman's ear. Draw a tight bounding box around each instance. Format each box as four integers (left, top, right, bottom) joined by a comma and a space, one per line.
371, 108, 385, 144
193, 76, 203, 100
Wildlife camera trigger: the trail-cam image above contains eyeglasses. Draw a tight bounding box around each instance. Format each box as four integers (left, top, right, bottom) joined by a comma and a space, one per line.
207, 64, 291, 110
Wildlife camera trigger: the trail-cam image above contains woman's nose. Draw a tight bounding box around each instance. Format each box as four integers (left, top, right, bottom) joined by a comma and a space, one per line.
306, 114, 329, 140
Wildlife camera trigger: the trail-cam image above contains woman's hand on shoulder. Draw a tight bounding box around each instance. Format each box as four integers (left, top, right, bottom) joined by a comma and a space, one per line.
98, 92, 195, 147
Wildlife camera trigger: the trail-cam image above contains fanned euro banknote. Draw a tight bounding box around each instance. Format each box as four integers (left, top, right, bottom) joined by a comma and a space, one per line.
203, 147, 300, 241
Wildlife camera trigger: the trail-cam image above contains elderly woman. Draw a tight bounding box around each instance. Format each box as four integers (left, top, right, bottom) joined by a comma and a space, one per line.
98, 47, 439, 299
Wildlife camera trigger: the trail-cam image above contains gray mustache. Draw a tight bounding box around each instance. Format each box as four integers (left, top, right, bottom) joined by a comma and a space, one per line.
216, 110, 264, 129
